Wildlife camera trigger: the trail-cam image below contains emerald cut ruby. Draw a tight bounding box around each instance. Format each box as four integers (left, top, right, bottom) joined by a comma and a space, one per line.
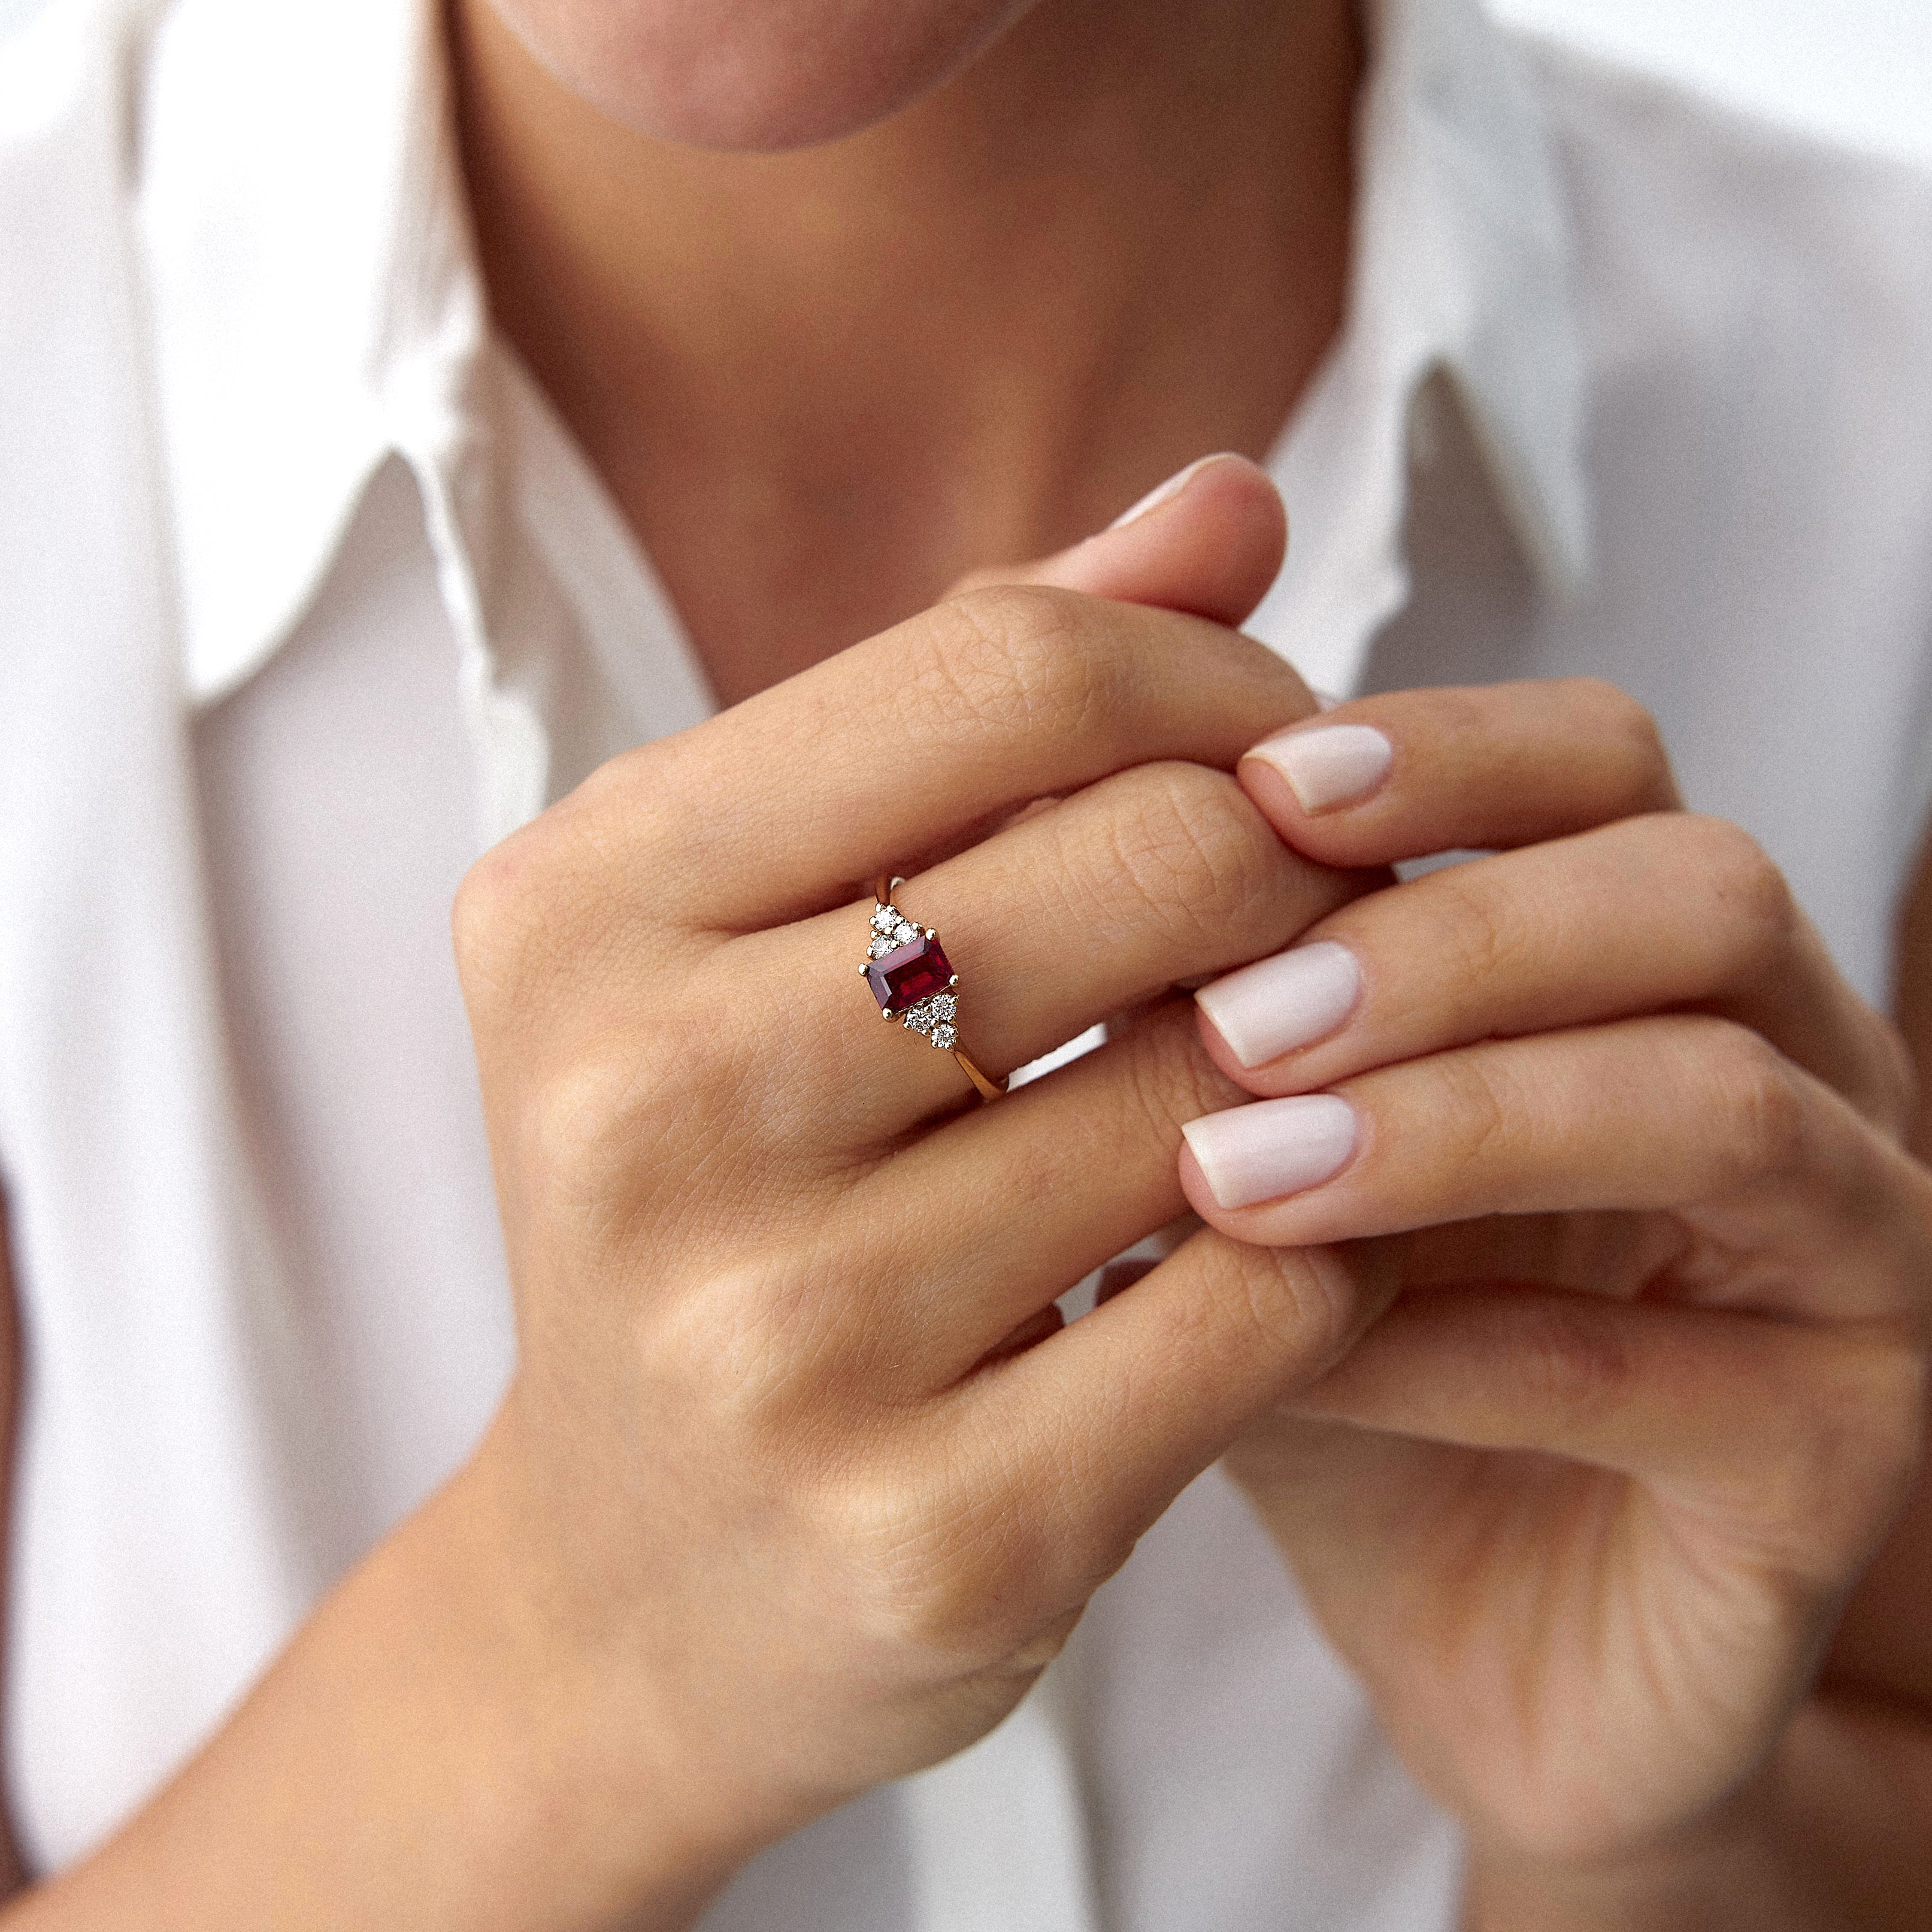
865, 934, 954, 1013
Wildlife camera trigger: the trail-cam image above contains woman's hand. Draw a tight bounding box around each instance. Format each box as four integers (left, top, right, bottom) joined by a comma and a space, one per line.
440, 459, 1389, 1927
21, 456, 1379, 1932
1179, 682, 1931, 1916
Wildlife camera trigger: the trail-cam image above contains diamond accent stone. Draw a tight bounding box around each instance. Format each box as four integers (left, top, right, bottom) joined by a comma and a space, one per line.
892, 920, 917, 945
868, 934, 895, 958
929, 992, 957, 1022
871, 904, 900, 935
902, 1000, 937, 1035
930, 1023, 958, 1050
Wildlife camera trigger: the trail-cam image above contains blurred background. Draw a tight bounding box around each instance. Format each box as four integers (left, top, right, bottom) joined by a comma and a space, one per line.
2, 0, 1928, 164
1488, 0, 1932, 165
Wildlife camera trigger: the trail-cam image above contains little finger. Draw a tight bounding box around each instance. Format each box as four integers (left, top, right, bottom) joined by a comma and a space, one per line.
813, 999, 1241, 1382
950, 1225, 1392, 1597
1288, 1287, 1926, 1585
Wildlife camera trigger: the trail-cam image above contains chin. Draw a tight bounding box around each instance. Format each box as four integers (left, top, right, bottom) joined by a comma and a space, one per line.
487, 0, 1044, 150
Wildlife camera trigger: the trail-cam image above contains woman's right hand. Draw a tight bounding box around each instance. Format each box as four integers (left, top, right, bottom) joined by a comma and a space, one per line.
449, 458, 1372, 1921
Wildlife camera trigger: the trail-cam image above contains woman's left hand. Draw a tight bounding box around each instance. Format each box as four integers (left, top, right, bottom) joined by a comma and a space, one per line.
1176, 680, 1932, 1908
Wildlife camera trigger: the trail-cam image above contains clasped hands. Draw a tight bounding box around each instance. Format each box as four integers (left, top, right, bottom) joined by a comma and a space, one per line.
452, 456, 1930, 1925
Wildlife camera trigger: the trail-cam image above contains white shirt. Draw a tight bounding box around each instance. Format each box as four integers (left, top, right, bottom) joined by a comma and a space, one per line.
4, 0, 1932, 1926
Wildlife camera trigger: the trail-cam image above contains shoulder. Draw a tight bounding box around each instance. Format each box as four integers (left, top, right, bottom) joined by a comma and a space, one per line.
1489, 38, 1932, 997
1516, 31, 1932, 434
0, 0, 144, 203
0, 0, 152, 368
1510, 31, 1932, 626
1, 0, 158, 626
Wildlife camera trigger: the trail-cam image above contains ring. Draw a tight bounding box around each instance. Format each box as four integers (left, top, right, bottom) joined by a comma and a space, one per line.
859, 875, 1007, 1103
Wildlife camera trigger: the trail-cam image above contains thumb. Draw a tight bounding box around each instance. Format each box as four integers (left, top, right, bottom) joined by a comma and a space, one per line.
950, 452, 1288, 628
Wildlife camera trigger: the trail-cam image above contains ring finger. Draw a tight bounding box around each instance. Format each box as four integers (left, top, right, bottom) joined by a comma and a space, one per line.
731, 756, 1364, 1143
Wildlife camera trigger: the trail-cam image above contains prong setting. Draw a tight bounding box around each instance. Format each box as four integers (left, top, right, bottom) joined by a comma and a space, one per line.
862, 901, 968, 1048
861, 888, 1004, 1100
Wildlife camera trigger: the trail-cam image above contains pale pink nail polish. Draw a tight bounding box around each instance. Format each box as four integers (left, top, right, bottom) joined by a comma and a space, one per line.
1195, 941, 1361, 1069
1107, 452, 1241, 529
1247, 724, 1393, 813
1181, 1095, 1358, 1210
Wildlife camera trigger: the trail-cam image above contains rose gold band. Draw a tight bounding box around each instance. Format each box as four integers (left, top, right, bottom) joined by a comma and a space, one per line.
951, 1047, 1008, 1104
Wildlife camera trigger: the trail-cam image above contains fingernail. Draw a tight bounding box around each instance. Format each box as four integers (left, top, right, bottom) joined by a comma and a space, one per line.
1107, 452, 1241, 530
1195, 940, 1361, 1069
1181, 1095, 1358, 1210
1247, 724, 1392, 813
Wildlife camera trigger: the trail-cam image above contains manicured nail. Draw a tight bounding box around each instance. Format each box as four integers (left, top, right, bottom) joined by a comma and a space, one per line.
1181, 1096, 1358, 1210
1107, 452, 1241, 530
1247, 724, 1392, 813
1195, 941, 1361, 1069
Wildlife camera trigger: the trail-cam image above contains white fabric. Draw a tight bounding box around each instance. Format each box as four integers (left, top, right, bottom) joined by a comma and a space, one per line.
4, 0, 1932, 1926
899, 1674, 1098, 1932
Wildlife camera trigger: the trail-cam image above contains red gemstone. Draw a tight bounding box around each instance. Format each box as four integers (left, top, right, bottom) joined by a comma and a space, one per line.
865, 934, 955, 1013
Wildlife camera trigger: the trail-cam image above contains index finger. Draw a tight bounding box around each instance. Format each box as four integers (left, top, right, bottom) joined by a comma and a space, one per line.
1236, 679, 1683, 869
592, 587, 1320, 928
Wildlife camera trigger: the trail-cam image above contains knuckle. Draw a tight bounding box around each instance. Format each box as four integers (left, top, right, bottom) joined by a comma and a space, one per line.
1702, 1022, 1809, 1186
1683, 814, 1795, 949
1089, 762, 1280, 946
916, 583, 1120, 746
824, 1456, 1042, 1667
517, 1052, 670, 1214
1568, 677, 1671, 796
1219, 1237, 1361, 1380
1512, 1299, 1637, 1430
648, 1254, 844, 1428
451, 773, 671, 1020
450, 825, 553, 1013
1432, 1048, 1517, 1172
1427, 865, 1526, 991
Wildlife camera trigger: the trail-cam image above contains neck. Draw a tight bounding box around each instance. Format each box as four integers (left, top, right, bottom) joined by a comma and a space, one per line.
452, 0, 1361, 702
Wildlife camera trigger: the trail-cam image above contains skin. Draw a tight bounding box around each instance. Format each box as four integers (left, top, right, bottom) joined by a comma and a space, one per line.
0, 1, 1928, 1927
449, 0, 1358, 696
1195, 698, 1932, 1925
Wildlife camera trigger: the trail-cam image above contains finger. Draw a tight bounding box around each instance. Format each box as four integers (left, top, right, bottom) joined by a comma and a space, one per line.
1176, 1015, 1932, 1322
817, 1000, 1236, 1380
955, 1224, 1391, 1592
1285, 1288, 1923, 1582
753, 756, 1360, 1136
949, 452, 1289, 629
1235, 680, 1682, 870
1192, 813, 1912, 1131
566, 564, 1315, 934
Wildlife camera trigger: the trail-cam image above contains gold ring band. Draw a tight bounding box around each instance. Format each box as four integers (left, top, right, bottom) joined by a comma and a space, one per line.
861, 874, 1007, 1103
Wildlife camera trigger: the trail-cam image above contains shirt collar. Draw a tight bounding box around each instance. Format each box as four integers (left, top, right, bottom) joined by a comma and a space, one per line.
138, 0, 1588, 711
1379, 0, 1589, 596
139, 0, 483, 707
1250, 0, 1591, 698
